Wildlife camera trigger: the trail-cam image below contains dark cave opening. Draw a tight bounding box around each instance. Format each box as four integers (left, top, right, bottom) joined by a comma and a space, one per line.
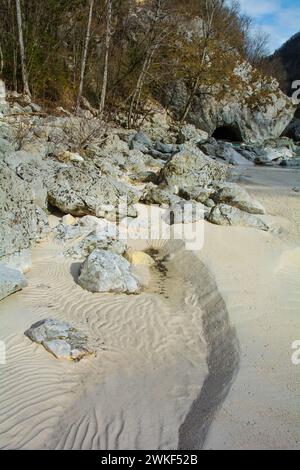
212, 125, 243, 142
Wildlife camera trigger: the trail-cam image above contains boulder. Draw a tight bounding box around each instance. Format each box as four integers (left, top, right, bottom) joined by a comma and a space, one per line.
124, 249, 155, 266
130, 131, 152, 149
159, 146, 227, 189
78, 249, 140, 294
4, 149, 44, 171
215, 142, 253, 165
46, 165, 139, 218
208, 204, 269, 231
163, 201, 204, 225
0, 264, 28, 301
25, 319, 94, 361
212, 183, 265, 214
0, 137, 14, 157
177, 124, 208, 144
178, 186, 213, 203
141, 184, 181, 206
62, 214, 77, 226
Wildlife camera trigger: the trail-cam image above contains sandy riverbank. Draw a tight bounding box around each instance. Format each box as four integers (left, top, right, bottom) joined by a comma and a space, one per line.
0, 167, 299, 450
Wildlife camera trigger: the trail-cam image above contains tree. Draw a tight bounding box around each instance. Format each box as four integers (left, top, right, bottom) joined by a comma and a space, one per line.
15, 0, 31, 97
127, 0, 170, 128
76, 0, 95, 115
99, 0, 112, 117
180, 0, 225, 123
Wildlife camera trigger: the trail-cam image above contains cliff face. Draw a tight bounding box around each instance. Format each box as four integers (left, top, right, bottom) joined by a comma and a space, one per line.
163, 62, 295, 144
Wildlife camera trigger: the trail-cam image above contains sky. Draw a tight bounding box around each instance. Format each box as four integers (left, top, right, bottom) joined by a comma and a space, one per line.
235, 0, 300, 53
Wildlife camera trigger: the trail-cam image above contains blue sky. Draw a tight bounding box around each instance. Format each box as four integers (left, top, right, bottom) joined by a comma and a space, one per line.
235, 0, 300, 53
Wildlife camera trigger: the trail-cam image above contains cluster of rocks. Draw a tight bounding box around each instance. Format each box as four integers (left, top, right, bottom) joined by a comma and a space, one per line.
199, 136, 298, 166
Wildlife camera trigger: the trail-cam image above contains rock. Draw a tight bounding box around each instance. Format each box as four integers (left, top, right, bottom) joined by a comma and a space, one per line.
4, 149, 44, 171
30, 102, 42, 113
0, 163, 38, 262
124, 249, 155, 266
35, 206, 50, 241
2, 249, 32, 273
154, 141, 179, 155
131, 131, 152, 148
0, 137, 14, 157
178, 186, 213, 203
159, 145, 228, 189
78, 249, 140, 294
208, 204, 269, 231
254, 147, 294, 164
129, 140, 149, 153
205, 198, 215, 208
163, 201, 204, 225
212, 183, 265, 214
46, 165, 139, 218
215, 142, 253, 165
54, 215, 117, 243
280, 157, 300, 167
149, 148, 173, 161
64, 230, 125, 260
25, 319, 94, 360
199, 137, 219, 157
56, 151, 84, 163
129, 171, 158, 184
62, 214, 77, 225
177, 124, 208, 144
0, 264, 28, 301
141, 184, 181, 206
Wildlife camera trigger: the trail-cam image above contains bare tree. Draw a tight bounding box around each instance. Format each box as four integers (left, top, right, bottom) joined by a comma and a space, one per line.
99, 0, 112, 118
180, 0, 224, 123
15, 0, 31, 97
0, 44, 3, 76
75, 0, 94, 115
127, 0, 169, 128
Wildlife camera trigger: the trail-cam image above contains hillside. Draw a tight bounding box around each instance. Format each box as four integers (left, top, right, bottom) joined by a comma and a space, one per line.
270, 31, 300, 96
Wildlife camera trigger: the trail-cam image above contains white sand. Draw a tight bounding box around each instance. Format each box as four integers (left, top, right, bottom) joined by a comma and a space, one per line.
0, 167, 299, 450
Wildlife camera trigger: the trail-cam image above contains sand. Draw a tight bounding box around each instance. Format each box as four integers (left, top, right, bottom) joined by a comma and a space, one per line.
0, 166, 299, 450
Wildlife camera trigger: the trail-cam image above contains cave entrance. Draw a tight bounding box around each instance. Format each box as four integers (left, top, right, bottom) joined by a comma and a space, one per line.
212, 125, 243, 143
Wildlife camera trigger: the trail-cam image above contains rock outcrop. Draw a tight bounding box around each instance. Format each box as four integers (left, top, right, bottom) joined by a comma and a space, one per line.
0, 162, 38, 266
164, 62, 295, 143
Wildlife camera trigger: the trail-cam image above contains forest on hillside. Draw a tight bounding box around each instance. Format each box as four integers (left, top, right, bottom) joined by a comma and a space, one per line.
0, 0, 280, 125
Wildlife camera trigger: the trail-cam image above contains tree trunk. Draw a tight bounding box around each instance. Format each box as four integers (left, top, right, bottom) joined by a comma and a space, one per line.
75, 0, 94, 115
15, 0, 31, 97
99, 0, 112, 118
0, 44, 3, 76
